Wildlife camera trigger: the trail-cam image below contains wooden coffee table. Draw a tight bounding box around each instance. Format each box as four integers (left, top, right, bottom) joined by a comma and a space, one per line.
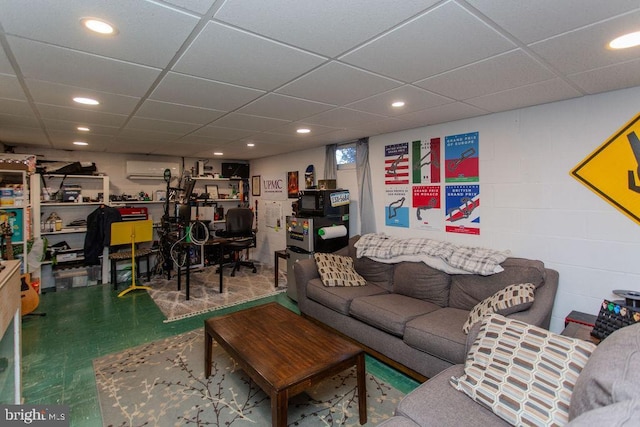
204, 302, 367, 426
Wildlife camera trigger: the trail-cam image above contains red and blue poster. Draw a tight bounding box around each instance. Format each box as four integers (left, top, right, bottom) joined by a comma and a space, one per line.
385, 143, 409, 185
412, 185, 441, 230
445, 132, 479, 182
445, 184, 480, 235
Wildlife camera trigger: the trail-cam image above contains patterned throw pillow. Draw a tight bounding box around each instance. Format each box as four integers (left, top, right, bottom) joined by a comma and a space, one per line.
450, 314, 597, 426
314, 253, 367, 287
462, 283, 536, 333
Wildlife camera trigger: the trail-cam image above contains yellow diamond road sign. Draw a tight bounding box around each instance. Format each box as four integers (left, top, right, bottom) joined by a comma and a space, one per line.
571, 112, 640, 224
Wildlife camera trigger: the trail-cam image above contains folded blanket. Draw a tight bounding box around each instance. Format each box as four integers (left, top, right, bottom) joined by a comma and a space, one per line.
354, 234, 510, 275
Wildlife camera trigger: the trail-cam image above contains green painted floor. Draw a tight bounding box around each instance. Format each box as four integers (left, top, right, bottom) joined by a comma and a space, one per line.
21, 283, 419, 426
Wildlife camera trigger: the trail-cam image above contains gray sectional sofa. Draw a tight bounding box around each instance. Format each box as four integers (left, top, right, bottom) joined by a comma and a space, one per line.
378, 319, 640, 427
293, 235, 558, 380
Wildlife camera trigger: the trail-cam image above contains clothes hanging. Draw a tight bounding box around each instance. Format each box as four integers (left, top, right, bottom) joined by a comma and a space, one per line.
84, 205, 122, 265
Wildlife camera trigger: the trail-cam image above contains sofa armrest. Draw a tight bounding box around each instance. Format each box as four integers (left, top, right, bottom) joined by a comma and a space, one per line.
293, 257, 319, 302
507, 268, 558, 329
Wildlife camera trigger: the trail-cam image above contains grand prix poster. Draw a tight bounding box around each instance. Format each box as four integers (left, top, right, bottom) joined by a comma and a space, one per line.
385, 143, 410, 227
445, 132, 479, 182
445, 184, 480, 235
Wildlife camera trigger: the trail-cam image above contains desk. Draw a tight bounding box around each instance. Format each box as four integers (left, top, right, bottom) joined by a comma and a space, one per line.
175, 236, 255, 300
0, 260, 22, 404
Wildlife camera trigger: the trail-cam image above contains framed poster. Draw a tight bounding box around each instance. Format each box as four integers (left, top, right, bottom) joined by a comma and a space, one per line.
205, 185, 219, 199
251, 175, 261, 196
287, 171, 299, 199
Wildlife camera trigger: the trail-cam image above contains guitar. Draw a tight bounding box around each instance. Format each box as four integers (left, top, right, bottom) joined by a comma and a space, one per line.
21, 273, 39, 316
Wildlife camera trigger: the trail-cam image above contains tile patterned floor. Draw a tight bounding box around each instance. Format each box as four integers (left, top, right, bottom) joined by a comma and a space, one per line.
21, 283, 419, 426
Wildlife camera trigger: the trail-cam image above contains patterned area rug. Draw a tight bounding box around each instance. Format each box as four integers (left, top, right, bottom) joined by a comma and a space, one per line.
147, 264, 287, 322
94, 328, 402, 426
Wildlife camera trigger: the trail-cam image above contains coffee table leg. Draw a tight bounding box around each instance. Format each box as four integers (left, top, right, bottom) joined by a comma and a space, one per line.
271, 390, 287, 427
356, 352, 367, 425
204, 330, 212, 378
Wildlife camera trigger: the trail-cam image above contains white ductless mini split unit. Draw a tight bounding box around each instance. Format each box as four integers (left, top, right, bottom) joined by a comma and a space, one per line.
125, 161, 180, 179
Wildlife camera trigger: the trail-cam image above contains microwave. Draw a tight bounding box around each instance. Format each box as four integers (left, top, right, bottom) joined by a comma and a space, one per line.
297, 189, 350, 217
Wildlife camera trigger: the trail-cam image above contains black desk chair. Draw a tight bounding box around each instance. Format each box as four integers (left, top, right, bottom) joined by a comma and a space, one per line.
219, 208, 257, 277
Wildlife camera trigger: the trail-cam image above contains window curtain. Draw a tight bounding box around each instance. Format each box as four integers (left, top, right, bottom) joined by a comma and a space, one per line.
356, 137, 375, 234
324, 144, 337, 180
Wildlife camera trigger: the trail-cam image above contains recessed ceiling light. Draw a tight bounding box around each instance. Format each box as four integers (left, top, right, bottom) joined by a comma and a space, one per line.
247, 143, 255, 147
73, 97, 99, 105
391, 101, 405, 108
77, 126, 90, 132
213, 152, 223, 156
297, 128, 311, 134
73, 141, 89, 146
81, 18, 117, 35
609, 31, 640, 49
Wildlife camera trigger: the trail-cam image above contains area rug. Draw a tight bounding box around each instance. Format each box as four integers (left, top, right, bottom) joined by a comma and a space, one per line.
146, 264, 287, 322
94, 328, 402, 426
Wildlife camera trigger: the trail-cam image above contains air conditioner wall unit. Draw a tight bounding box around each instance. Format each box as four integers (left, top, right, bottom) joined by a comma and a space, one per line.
126, 161, 180, 179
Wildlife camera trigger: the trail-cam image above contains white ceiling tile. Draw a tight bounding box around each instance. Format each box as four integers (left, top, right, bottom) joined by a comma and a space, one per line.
135, 100, 226, 124
303, 108, 386, 128
265, 122, 341, 137
163, 0, 216, 15
237, 94, 334, 121
41, 118, 119, 136
466, 0, 640, 44
48, 130, 116, 147
190, 126, 253, 140
277, 61, 402, 105
214, 0, 441, 57
568, 59, 640, 95
0, 124, 49, 145
346, 85, 451, 116
0, 74, 27, 101
150, 72, 264, 111
0, 0, 200, 68
0, 99, 36, 117
36, 104, 128, 128
397, 102, 490, 126
118, 128, 182, 142
25, 79, 140, 115
175, 22, 326, 90
0, 113, 40, 128
8, 37, 161, 97
465, 79, 583, 112
341, 2, 515, 82
415, 50, 555, 100
176, 134, 233, 145
352, 117, 421, 135
530, 11, 640, 75
209, 113, 289, 132
124, 117, 201, 134
0, 50, 14, 75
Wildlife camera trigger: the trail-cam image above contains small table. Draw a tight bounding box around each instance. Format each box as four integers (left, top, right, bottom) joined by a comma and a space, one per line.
204, 303, 367, 426
274, 249, 288, 287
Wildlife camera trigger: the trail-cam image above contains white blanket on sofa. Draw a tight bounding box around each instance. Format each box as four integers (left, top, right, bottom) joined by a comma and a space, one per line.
354, 233, 510, 275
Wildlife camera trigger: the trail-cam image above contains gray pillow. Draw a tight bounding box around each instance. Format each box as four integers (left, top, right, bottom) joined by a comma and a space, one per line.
566, 399, 640, 426
569, 323, 640, 420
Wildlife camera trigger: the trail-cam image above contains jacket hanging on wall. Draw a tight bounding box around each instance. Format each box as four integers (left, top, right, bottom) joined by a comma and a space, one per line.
84, 205, 122, 266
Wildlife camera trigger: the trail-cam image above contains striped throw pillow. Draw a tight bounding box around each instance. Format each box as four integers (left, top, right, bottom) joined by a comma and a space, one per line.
450, 314, 596, 426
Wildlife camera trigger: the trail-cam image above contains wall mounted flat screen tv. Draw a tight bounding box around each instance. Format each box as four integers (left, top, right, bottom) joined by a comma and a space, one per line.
221, 162, 250, 179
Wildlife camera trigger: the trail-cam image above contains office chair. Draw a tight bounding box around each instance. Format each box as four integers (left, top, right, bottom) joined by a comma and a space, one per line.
221, 208, 257, 276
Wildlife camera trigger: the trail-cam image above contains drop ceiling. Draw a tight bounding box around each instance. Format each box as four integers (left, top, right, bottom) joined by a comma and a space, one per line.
0, 0, 639, 160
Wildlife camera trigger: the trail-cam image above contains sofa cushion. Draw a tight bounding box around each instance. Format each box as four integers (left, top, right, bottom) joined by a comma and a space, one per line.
354, 256, 395, 292
569, 322, 640, 420
349, 294, 441, 337
314, 253, 367, 287
462, 283, 536, 333
393, 365, 511, 427
566, 399, 640, 426
403, 307, 469, 364
450, 314, 596, 426
449, 257, 546, 310
306, 278, 388, 315
393, 262, 451, 307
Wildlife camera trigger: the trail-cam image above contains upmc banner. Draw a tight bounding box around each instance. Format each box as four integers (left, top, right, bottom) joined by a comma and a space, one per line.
1, 405, 69, 426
